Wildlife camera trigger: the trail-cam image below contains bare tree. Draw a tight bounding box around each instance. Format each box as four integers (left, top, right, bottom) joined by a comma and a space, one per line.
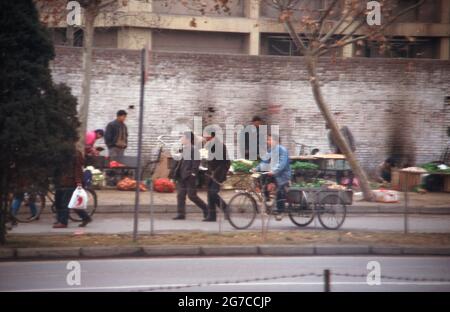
35, 0, 155, 151
256, 0, 426, 201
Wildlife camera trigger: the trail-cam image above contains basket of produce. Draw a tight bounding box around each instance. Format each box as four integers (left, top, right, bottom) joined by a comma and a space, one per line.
231, 159, 258, 173
420, 163, 450, 174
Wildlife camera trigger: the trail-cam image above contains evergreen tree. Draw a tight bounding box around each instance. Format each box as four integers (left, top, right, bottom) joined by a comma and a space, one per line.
0, 0, 80, 244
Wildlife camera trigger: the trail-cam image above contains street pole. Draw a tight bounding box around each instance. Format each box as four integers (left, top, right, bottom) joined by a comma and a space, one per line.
324, 269, 331, 292
150, 179, 154, 236
133, 48, 146, 242
403, 172, 409, 234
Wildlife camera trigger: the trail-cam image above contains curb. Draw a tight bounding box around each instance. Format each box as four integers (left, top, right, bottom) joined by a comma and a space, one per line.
89, 205, 450, 215
37, 204, 450, 215
2, 245, 450, 261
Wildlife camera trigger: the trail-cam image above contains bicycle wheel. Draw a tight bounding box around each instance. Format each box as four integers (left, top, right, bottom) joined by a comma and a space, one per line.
69, 189, 98, 221
317, 194, 347, 230
227, 193, 258, 230
11, 193, 45, 223
288, 192, 315, 227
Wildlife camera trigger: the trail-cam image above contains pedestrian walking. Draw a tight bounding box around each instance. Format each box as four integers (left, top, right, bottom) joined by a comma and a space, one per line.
171, 131, 208, 220
53, 148, 92, 228
204, 132, 231, 222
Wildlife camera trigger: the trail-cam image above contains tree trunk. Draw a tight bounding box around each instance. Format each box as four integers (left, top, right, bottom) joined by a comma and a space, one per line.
77, 5, 97, 153
305, 55, 374, 201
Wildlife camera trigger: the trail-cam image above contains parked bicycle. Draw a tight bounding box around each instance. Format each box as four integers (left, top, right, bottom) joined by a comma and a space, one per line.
226, 172, 348, 230
9, 186, 98, 224
294, 141, 319, 156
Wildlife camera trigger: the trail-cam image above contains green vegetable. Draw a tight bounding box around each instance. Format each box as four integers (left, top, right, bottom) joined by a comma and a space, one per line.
290, 161, 319, 170
420, 163, 450, 174
231, 160, 258, 173
292, 179, 327, 188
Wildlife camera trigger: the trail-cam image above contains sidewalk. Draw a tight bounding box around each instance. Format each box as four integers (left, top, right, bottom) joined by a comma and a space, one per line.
87, 190, 450, 214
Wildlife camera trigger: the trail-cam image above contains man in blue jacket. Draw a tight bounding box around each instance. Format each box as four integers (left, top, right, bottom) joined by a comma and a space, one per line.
255, 133, 291, 217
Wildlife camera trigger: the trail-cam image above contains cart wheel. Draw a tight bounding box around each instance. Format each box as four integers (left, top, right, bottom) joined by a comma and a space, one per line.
288, 193, 314, 227
317, 194, 347, 230
10, 194, 44, 223
227, 193, 258, 230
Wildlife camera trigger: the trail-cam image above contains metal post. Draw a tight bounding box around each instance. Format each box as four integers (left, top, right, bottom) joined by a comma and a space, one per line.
403, 172, 409, 234
150, 179, 154, 236
133, 48, 145, 242
324, 269, 331, 292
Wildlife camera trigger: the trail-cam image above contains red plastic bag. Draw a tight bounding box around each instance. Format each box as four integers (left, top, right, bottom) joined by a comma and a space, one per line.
154, 178, 175, 193
110, 161, 126, 168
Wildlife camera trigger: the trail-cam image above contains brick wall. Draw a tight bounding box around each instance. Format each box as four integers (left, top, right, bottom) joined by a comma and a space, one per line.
51, 46, 450, 174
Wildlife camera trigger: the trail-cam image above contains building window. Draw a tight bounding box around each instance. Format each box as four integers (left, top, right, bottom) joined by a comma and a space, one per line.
356, 37, 440, 59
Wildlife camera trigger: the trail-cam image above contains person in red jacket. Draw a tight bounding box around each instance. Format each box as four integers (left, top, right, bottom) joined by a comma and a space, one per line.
53, 149, 92, 228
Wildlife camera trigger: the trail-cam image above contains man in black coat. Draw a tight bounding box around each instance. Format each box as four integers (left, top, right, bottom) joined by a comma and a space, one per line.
204, 132, 231, 222
172, 132, 208, 220
104, 110, 128, 158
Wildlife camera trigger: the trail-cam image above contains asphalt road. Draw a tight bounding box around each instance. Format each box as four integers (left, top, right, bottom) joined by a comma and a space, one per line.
8, 213, 450, 234
1, 256, 450, 292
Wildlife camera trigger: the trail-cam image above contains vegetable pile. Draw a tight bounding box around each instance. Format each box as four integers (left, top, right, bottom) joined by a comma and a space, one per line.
291, 179, 328, 188
420, 163, 450, 174
290, 161, 319, 170
231, 160, 258, 173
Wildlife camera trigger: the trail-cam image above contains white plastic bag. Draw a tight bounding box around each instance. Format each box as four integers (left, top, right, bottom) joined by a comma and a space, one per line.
68, 187, 88, 209
372, 190, 399, 203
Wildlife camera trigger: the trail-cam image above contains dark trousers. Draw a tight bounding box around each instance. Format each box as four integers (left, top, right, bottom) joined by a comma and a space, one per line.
207, 179, 227, 214
177, 176, 208, 216
55, 188, 89, 225
275, 182, 288, 213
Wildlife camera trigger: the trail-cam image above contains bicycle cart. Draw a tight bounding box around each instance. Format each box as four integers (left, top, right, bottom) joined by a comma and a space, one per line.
9, 187, 98, 223
226, 172, 351, 230
286, 187, 351, 230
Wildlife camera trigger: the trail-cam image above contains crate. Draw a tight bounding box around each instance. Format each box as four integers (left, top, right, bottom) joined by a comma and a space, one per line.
85, 156, 108, 169
287, 187, 353, 205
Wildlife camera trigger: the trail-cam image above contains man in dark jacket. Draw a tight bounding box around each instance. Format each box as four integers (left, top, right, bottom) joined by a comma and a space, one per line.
204, 132, 231, 222
326, 123, 356, 185
242, 116, 263, 160
104, 110, 128, 158
327, 124, 356, 154
172, 132, 208, 220
53, 149, 92, 228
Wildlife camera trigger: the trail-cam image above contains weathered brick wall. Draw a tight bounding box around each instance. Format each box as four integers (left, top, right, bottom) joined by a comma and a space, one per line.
51, 46, 450, 174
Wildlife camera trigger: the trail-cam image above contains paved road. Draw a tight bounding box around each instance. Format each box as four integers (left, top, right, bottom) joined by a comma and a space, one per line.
8, 213, 450, 234
1, 256, 450, 292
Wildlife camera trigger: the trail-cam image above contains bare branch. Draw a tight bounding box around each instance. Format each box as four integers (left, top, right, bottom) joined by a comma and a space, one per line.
319, 6, 352, 44
283, 18, 308, 53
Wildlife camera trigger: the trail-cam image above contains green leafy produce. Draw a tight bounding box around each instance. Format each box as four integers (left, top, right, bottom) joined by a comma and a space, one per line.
290, 161, 319, 170
231, 160, 258, 173
420, 163, 450, 174
292, 179, 327, 188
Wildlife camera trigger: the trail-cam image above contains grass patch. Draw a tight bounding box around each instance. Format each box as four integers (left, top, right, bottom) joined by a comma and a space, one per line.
2, 231, 450, 248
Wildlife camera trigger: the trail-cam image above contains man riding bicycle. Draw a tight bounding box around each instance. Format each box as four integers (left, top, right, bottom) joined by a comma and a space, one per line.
254, 133, 291, 220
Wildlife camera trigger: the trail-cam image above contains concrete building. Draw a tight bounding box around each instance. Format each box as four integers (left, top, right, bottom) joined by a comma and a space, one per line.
47, 0, 450, 60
